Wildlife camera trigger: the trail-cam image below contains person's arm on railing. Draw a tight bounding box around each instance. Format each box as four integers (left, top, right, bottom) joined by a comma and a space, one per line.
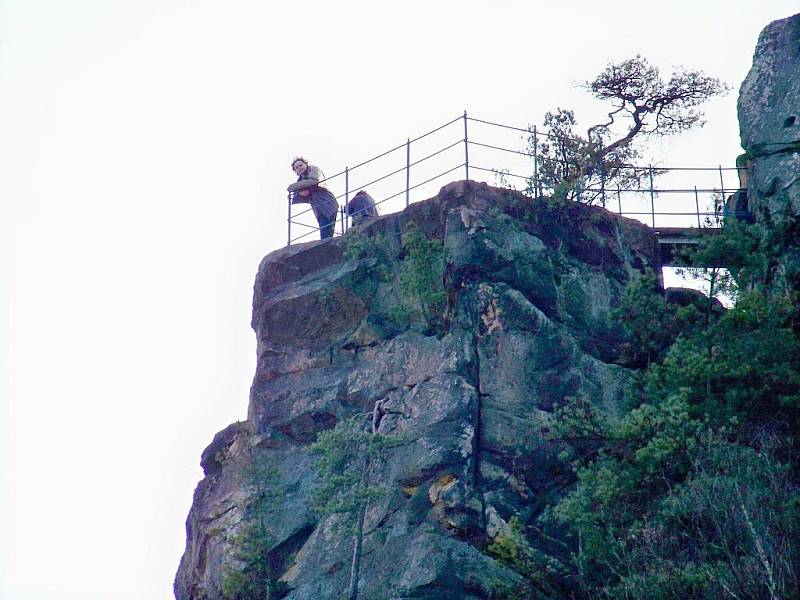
287, 159, 323, 202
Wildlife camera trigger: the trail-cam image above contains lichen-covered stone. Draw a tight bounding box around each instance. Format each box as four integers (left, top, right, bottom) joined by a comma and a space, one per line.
175, 181, 663, 599
738, 13, 800, 219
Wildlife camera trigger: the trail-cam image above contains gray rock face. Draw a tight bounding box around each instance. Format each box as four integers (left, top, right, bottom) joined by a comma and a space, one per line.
175, 182, 662, 600
738, 13, 800, 219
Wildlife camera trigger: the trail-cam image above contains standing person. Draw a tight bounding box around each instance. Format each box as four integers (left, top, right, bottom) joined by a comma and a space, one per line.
288, 157, 339, 240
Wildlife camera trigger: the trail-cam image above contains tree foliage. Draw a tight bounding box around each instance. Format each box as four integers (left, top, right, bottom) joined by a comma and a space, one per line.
529, 107, 644, 204
612, 270, 675, 367
528, 55, 729, 204
546, 220, 800, 598
486, 516, 572, 599
223, 455, 288, 600
310, 418, 398, 523
588, 55, 729, 143
310, 416, 402, 600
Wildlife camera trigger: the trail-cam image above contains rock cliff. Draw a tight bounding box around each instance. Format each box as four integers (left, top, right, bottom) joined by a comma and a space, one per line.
175, 181, 663, 599
174, 13, 800, 599
738, 12, 800, 220
737, 12, 800, 294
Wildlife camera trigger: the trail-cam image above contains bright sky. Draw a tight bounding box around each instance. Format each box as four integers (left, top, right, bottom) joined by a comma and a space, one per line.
2, 2, 797, 599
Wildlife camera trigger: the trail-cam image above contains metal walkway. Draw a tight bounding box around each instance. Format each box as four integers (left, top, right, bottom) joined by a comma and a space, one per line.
655, 227, 722, 266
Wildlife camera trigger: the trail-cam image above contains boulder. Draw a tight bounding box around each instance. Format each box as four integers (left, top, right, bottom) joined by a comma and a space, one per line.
738, 13, 800, 219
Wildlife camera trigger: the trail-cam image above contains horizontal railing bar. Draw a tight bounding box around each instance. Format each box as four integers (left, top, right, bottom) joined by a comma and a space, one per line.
621, 211, 717, 216
315, 115, 461, 186
409, 139, 464, 168
336, 165, 408, 200
288, 220, 319, 231
467, 142, 744, 172
466, 116, 532, 135
291, 205, 315, 218
470, 166, 739, 194
409, 115, 463, 144
649, 166, 742, 172
371, 163, 466, 208
469, 165, 529, 180
467, 116, 645, 147
290, 228, 321, 243
320, 116, 463, 183
339, 138, 465, 200
469, 140, 536, 157
317, 169, 347, 186
348, 141, 407, 172
408, 163, 466, 193
358, 164, 465, 210
465, 116, 754, 172
372, 190, 404, 207
584, 188, 737, 194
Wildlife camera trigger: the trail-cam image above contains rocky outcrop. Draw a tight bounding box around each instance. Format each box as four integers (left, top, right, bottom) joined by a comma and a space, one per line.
738, 13, 800, 220
175, 181, 663, 599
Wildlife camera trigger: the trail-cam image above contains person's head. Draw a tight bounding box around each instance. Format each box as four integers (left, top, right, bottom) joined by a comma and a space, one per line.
291, 157, 308, 176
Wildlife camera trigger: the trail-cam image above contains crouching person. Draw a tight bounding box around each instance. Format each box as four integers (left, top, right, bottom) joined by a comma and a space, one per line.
346, 190, 378, 227
288, 157, 339, 240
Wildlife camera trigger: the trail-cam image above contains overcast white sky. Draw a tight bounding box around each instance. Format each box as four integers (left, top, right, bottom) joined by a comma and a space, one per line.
2, 2, 798, 599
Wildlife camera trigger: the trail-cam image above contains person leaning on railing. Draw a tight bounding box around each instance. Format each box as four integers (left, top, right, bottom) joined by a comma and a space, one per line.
287, 157, 339, 239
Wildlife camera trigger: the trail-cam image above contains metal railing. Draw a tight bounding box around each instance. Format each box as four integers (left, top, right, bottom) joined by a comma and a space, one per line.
286, 112, 752, 245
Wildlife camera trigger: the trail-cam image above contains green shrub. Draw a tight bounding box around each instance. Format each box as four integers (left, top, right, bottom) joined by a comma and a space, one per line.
546, 217, 800, 598
310, 417, 403, 600
611, 271, 675, 367
393, 223, 447, 334
343, 232, 394, 283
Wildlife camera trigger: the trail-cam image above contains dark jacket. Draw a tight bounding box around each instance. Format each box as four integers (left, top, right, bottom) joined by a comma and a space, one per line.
346, 190, 378, 223
291, 164, 339, 221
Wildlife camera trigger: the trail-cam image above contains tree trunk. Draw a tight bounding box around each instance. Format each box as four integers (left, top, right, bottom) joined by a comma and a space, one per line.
348, 503, 366, 600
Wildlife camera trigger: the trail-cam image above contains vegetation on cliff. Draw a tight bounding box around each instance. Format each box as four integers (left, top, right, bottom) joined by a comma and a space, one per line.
526, 55, 728, 204
310, 418, 402, 600
345, 223, 448, 335
222, 456, 288, 600
525, 218, 800, 599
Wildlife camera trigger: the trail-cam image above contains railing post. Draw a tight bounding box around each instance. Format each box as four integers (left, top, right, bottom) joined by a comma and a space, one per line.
718, 164, 726, 214
406, 138, 410, 208
344, 166, 350, 233
599, 143, 606, 208
694, 186, 701, 229
648, 164, 655, 228
533, 126, 539, 199
617, 185, 622, 215
287, 192, 292, 246
463, 110, 469, 180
